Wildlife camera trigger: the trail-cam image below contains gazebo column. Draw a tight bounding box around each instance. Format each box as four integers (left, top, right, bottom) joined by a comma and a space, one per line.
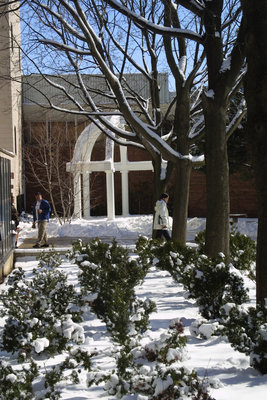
121, 170, 129, 216
83, 172, 90, 219
106, 170, 115, 220
120, 145, 129, 217
74, 172, 82, 218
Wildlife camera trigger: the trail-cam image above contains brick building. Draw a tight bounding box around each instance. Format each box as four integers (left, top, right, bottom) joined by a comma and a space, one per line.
22, 73, 258, 218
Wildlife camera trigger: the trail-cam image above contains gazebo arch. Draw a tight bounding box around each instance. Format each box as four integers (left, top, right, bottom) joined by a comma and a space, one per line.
66, 116, 154, 219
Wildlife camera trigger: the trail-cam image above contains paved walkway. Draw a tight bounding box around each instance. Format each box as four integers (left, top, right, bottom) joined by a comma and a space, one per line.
18, 235, 140, 248
15, 234, 196, 260
15, 236, 139, 259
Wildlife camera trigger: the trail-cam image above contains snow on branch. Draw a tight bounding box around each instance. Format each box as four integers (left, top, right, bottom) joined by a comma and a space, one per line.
26, 1, 202, 165
89, 117, 145, 149
40, 39, 91, 56
189, 115, 205, 139
30, 0, 86, 43
104, 0, 203, 43
178, 55, 187, 82
175, 0, 206, 14
226, 101, 247, 140
220, 57, 231, 73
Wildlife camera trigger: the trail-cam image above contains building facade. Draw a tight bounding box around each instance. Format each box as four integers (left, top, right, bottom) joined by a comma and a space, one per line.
0, 3, 22, 279
22, 74, 258, 219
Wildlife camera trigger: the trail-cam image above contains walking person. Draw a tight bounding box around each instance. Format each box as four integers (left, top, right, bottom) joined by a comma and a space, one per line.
11, 196, 20, 248
153, 193, 171, 241
32, 192, 51, 248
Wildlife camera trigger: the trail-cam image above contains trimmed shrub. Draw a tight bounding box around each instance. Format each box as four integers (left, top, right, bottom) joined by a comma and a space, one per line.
87, 319, 219, 399
195, 229, 256, 280
42, 349, 94, 399
136, 236, 266, 375
0, 359, 38, 400
70, 238, 155, 344
0, 259, 85, 356
221, 302, 267, 374
229, 230, 256, 280
135, 237, 249, 319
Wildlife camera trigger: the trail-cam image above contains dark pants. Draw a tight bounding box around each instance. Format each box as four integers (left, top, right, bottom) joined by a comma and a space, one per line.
155, 229, 171, 241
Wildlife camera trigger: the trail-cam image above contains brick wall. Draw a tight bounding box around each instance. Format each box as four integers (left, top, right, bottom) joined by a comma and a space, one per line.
23, 124, 258, 218
187, 170, 257, 218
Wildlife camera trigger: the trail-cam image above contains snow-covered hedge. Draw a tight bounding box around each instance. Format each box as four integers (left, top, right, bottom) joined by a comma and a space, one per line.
135, 236, 249, 319
0, 360, 38, 400
195, 229, 256, 280
221, 302, 267, 374
70, 238, 156, 344
135, 234, 267, 375
0, 253, 85, 357
87, 319, 220, 399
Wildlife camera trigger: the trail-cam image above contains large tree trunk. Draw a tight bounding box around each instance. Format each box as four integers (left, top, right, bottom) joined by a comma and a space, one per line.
172, 160, 191, 244
241, 0, 267, 304
203, 97, 230, 257
170, 86, 191, 245
202, 0, 230, 258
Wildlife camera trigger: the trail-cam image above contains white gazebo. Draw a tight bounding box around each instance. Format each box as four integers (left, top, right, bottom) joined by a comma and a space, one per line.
66, 116, 154, 219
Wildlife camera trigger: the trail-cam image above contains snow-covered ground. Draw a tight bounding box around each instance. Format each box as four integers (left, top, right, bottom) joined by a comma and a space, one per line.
17, 214, 258, 244
1, 215, 266, 399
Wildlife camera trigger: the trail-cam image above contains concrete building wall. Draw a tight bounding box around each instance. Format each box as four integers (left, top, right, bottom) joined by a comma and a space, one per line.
0, 2, 22, 201
22, 73, 170, 110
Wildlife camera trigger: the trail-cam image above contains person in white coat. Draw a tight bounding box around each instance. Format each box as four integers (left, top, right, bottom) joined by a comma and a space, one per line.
153, 193, 171, 241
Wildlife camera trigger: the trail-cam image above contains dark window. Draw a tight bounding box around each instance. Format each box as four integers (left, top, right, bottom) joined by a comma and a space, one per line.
0, 156, 12, 276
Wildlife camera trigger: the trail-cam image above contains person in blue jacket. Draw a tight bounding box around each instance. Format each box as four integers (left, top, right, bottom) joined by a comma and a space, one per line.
32, 192, 51, 248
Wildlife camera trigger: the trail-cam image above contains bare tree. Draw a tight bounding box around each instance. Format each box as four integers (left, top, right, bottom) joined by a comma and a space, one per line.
104, 0, 246, 257
24, 122, 75, 223
19, 0, 206, 243
23, 121, 103, 223
15, 0, 246, 249
199, 0, 245, 258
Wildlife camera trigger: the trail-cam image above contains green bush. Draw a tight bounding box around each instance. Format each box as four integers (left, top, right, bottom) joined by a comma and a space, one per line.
135, 237, 249, 319
195, 229, 256, 279
0, 259, 85, 356
221, 302, 267, 374
43, 349, 94, 399
37, 249, 62, 268
88, 319, 219, 399
70, 238, 155, 344
0, 359, 38, 400
229, 230, 256, 280
136, 236, 266, 375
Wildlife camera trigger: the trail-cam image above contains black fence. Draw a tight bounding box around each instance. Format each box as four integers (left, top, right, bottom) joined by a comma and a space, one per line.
0, 156, 12, 277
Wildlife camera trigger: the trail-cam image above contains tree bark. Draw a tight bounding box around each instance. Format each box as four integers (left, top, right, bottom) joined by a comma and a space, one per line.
172, 160, 191, 244
170, 84, 191, 245
241, 0, 267, 304
201, 0, 231, 258
203, 96, 230, 257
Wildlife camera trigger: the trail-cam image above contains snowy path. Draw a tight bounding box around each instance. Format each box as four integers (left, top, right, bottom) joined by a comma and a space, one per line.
1, 214, 265, 400
7, 256, 266, 400
135, 268, 267, 400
